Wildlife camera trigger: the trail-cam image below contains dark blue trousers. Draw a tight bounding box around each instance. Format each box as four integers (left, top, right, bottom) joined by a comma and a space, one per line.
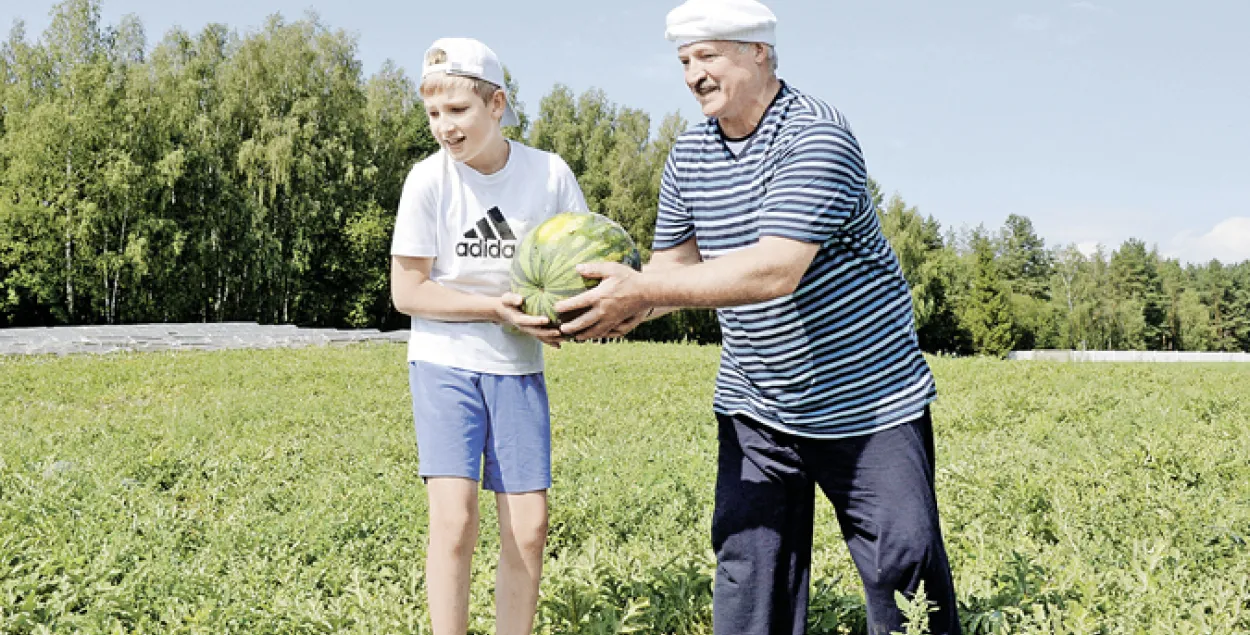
712, 409, 960, 635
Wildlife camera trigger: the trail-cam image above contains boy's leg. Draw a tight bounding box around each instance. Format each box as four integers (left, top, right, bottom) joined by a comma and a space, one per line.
494, 490, 548, 635
427, 477, 480, 635
409, 361, 492, 635
478, 371, 552, 635
805, 410, 960, 635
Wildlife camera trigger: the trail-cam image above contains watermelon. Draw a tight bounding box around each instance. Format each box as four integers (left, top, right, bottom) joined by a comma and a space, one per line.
510, 212, 642, 325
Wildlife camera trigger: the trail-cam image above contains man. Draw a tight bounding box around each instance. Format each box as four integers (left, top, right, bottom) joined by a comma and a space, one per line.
554, 0, 961, 633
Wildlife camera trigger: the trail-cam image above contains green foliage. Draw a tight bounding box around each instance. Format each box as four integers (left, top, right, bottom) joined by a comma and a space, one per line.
959, 231, 1017, 357
877, 193, 965, 353
896, 216, 1250, 356
1, 344, 1248, 633
0, 1, 435, 330
627, 307, 722, 345
526, 84, 685, 260
893, 583, 934, 635
1108, 239, 1168, 349
996, 215, 1051, 301
525, 84, 714, 343
2, 1, 1249, 355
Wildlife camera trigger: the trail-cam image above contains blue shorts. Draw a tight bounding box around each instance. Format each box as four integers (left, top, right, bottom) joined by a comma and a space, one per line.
408, 361, 551, 493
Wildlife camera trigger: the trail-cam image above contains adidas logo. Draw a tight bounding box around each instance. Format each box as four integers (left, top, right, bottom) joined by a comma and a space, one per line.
456, 207, 518, 259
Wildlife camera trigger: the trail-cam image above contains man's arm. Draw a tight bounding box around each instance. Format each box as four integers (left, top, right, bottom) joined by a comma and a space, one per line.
647, 237, 704, 271
555, 236, 819, 340
635, 238, 703, 322
642, 236, 819, 308
594, 239, 703, 338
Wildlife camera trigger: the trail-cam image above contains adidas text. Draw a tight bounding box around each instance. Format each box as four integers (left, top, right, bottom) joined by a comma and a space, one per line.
456, 239, 516, 259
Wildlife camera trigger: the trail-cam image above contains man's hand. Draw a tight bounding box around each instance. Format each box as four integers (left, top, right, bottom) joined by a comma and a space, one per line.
605, 308, 651, 339
554, 262, 650, 341
496, 293, 565, 348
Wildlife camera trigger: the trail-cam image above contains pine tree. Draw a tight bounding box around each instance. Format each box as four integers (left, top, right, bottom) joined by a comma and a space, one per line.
960, 231, 1017, 356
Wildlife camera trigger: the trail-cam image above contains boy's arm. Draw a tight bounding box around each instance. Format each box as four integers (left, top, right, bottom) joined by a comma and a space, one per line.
391, 257, 563, 347
391, 256, 500, 322
391, 256, 565, 345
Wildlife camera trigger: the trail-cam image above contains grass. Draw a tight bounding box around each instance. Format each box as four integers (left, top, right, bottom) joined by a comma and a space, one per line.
1, 342, 1248, 634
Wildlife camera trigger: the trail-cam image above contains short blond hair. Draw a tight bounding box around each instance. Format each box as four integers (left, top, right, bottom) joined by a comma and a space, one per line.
419, 72, 501, 105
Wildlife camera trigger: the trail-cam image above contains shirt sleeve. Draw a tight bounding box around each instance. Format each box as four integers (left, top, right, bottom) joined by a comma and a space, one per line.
390, 160, 441, 257
652, 152, 695, 250
758, 121, 867, 244
552, 156, 590, 214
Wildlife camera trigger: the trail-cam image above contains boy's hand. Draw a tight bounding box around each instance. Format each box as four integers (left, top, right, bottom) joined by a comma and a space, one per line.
497, 293, 565, 349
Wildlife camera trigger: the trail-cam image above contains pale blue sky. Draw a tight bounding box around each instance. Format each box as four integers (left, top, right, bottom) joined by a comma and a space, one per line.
5, 0, 1249, 264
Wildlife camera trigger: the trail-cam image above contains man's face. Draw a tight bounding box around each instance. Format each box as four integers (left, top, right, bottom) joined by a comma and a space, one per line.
677, 41, 761, 121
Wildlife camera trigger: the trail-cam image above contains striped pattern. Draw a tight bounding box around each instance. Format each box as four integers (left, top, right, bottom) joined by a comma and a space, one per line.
464, 207, 517, 241
654, 83, 936, 438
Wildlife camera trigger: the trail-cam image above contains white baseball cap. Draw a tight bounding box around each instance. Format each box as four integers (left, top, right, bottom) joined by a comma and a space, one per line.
665, 0, 778, 48
421, 37, 520, 127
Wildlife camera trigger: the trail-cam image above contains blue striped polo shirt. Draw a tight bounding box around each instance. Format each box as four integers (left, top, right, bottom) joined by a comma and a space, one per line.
653, 82, 936, 438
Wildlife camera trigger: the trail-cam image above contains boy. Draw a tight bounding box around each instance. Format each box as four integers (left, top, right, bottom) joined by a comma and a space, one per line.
390, 37, 589, 635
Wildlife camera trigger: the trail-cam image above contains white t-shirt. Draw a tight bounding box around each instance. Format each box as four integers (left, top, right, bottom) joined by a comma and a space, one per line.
391, 141, 588, 374
724, 137, 749, 156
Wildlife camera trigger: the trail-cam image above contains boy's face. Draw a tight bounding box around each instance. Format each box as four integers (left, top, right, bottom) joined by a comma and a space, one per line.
424, 84, 505, 165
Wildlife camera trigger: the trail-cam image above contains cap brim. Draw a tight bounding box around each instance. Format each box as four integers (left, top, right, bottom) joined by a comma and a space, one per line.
501, 102, 520, 127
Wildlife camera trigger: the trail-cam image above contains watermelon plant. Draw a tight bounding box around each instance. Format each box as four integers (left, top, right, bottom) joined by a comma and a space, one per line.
510, 212, 643, 325
1, 345, 1249, 633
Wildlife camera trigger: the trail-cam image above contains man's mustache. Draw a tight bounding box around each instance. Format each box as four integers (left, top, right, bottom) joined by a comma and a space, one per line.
693, 78, 719, 94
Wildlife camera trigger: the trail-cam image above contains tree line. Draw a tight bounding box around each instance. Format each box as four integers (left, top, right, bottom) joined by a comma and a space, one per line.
873, 200, 1249, 355
2, 1, 1247, 355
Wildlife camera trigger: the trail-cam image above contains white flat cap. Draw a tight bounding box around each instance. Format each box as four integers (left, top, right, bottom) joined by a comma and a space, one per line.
665, 0, 778, 48
422, 37, 520, 127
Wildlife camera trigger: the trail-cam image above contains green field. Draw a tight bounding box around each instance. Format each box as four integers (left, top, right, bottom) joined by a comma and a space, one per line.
1, 342, 1248, 634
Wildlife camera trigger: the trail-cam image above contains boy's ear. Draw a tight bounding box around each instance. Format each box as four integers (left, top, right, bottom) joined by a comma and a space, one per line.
491, 89, 508, 121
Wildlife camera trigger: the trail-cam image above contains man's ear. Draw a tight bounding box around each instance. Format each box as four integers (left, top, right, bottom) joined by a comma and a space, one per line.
753, 42, 768, 65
